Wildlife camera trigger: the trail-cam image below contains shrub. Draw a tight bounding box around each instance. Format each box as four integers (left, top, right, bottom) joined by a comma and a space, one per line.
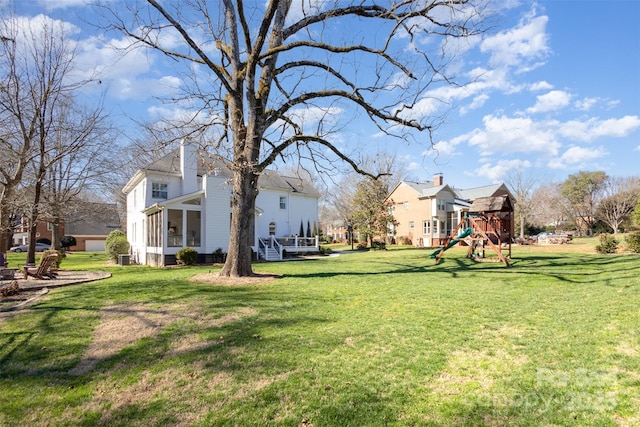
105, 229, 126, 248
319, 246, 333, 255
396, 236, 412, 245
60, 235, 77, 250
176, 247, 198, 265
625, 232, 640, 253
212, 247, 225, 263
357, 241, 368, 250
105, 230, 130, 262
42, 249, 65, 268
371, 240, 387, 250
595, 233, 618, 254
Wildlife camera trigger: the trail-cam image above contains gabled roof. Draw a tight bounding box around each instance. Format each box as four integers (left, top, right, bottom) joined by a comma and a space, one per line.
386, 180, 512, 205
417, 184, 456, 199
470, 195, 512, 213
145, 149, 233, 178
143, 189, 206, 214
123, 146, 320, 198
455, 183, 509, 202
402, 181, 435, 194
386, 180, 457, 201
258, 170, 320, 197
64, 202, 121, 236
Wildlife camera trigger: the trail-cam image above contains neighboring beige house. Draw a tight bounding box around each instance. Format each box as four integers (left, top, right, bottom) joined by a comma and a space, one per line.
386, 174, 512, 247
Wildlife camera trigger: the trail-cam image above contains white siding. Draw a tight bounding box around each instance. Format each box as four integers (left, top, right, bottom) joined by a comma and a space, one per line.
288, 192, 319, 237
203, 174, 232, 252
256, 189, 291, 237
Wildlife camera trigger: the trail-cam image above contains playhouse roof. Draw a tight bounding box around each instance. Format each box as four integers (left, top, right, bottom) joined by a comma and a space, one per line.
469, 195, 513, 213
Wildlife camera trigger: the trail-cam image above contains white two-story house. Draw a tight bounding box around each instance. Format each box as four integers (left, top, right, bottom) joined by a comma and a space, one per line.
122, 139, 320, 266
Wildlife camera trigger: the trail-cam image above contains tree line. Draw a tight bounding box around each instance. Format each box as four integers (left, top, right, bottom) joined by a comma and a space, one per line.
509, 170, 639, 237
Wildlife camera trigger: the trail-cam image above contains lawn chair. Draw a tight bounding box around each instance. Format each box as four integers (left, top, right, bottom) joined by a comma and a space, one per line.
23, 253, 59, 280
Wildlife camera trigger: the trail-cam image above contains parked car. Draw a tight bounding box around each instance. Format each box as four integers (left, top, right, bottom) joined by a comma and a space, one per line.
9, 243, 51, 253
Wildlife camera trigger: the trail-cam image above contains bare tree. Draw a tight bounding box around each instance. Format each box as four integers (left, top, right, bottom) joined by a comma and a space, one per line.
0, 12, 109, 263
597, 176, 639, 234
505, 167, 538, 238
103, 0, 488, 276
0, 18, 36, 254
42, 98, 117, 250
530, 182, 568, 231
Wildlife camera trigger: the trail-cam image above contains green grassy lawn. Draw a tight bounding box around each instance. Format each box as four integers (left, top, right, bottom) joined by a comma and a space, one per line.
1, 244, 639, 426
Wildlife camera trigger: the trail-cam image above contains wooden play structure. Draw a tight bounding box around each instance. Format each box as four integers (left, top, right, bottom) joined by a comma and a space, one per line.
430, 195, 514, 267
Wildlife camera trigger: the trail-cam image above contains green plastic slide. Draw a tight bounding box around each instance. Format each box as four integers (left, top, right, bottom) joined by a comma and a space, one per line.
429, 227, 472, 259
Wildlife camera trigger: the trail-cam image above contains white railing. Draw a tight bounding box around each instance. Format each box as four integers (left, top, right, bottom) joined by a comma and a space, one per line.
277, 236, 319, 253
256, 235, 320, 260
258, 236, 284, 260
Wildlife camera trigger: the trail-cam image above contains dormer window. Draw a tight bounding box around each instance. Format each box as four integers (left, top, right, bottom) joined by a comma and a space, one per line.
152, 183, 168, 199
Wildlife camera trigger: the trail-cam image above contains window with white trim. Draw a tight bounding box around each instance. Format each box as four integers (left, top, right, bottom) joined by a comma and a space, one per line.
152, 182, 168, 199
423, 220, 431, 234
279, 196, 286, 210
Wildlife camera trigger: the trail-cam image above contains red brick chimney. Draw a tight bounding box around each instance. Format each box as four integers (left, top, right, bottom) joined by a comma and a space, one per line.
434, 173, 443, 187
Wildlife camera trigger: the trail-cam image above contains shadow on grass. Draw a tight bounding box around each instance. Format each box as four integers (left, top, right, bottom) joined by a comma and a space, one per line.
280, 251, 640, 287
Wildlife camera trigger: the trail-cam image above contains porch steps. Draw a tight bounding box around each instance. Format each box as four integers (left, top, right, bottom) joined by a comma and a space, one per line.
262, 247, 281, 261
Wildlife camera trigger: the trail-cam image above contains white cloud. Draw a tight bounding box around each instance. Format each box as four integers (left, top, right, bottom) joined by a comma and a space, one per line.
529, 81, 553, 91
37, 0, 94, 8
460, 94, 490, 115
548, 146, 608, 169
558, 115, 640, 142
473, 159, 531, 182
480, 12, 550, 72
592, 115, 640, 138
527, 90, 572, 113
423, 132, 472, 158
467, 115, 561, 157
574, 97, 598, 111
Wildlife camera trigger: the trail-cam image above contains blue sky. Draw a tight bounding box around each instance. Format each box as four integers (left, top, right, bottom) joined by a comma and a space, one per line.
9, 0, 640, 189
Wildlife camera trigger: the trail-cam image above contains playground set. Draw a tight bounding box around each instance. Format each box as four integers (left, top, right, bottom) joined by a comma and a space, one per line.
429, 195, 514, 267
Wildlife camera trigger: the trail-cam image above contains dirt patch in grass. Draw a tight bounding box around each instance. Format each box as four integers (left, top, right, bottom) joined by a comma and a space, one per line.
69, 303, 258, 376
190, 271, 281, 286
63, 301, 288, 426
69, 303, 187, 375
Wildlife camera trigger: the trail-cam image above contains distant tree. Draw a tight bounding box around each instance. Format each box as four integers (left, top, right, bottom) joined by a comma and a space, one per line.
561, 171, 607, 236
597, 177, 639, 234
103, 1, 488, 277
530, 182, 568, 230
635, 197, 640, 226
505, 167, 538, 238
323, 152, 410, 242
41, 98, 116, 251
350, 178, 396, 246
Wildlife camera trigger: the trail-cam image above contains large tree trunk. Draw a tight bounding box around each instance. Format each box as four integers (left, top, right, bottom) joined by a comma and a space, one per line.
218, 167, 259, 277
0, 201, 11, 253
